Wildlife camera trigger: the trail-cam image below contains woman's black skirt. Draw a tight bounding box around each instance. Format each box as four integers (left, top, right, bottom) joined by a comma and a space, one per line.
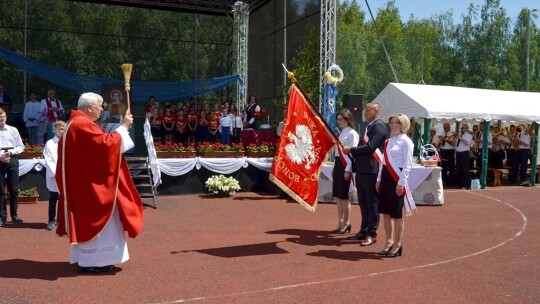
332, 157, 352, 200
378, 165, 404, 219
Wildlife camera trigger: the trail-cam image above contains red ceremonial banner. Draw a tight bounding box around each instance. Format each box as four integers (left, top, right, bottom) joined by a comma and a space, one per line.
270, 84, 335, 211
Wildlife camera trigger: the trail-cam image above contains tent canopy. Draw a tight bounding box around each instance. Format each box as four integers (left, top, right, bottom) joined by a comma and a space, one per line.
373, 83, 540, 124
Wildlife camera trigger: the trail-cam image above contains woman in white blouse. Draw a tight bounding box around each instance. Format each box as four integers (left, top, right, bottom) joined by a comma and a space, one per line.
331, 109, 360, 234
376, 114, 413, 257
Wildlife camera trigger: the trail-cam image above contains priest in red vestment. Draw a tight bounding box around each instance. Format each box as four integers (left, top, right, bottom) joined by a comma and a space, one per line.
56, 92, 144, 274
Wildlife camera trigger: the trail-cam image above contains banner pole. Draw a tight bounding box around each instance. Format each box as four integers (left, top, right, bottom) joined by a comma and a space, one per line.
281, 65, 342, 148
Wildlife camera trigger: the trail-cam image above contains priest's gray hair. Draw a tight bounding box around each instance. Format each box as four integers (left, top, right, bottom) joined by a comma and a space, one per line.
78, 92, 103, 110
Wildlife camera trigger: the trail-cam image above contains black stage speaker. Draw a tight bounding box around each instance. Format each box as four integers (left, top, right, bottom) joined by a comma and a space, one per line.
343, 94, 363, 130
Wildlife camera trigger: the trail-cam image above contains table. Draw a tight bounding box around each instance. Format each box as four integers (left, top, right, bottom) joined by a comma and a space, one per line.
318, 163, 444, 206
156, 157, 277, 195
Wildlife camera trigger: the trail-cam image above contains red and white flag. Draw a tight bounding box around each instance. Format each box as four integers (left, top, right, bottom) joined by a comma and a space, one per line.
270, 84, 335, 212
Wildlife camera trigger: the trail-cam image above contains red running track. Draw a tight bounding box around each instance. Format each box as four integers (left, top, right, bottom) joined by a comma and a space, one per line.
1, 186, 539, 303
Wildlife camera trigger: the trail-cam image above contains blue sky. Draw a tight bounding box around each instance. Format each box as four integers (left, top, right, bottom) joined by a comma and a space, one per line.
354, 0, 539, 25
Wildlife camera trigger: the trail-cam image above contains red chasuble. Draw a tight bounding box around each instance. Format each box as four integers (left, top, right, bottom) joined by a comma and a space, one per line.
56, 110, 144, 244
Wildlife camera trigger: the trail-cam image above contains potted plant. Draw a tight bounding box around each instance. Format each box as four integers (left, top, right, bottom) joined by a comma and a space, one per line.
198, 142, 245, 158
154, 142, 196, 158
246, 141, 276, 158
19, 139, 44, 159
4, 186, 39, 204
205, 175, 241, 196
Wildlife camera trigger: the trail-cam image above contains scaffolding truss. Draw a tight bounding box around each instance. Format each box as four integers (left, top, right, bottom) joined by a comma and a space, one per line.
71, 0, 269, 15
233, 1, 249, 109
319, 0, 337, 109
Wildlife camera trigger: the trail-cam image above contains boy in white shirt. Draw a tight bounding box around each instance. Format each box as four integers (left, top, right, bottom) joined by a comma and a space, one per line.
230, 109, 243, 144
219, 109, 232, 144
43, 120, 66, 230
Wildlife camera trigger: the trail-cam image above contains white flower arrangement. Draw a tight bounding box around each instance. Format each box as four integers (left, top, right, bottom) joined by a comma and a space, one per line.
205, 175, 241, 195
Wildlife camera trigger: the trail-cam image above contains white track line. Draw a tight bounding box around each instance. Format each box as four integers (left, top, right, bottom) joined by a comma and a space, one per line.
155, 191, 528, 304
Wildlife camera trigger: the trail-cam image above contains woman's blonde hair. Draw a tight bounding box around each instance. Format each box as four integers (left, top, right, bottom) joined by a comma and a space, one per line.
388, 113, 410, 133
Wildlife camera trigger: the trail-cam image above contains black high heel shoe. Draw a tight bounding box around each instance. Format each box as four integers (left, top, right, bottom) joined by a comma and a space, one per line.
331, 225, 342, 233
385, 245, 403, 257
335, 224, 351, 234
378, 243, 394, 255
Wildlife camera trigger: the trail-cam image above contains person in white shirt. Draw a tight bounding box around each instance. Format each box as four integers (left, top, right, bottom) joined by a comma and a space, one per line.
229, 108, 243, 144
490, 127, 508, 168
219, 108, 232, 144
331, 109, 360, 234
509, 124, 531, 186
454, 124, 474, 189
23, 92, 41, 145
0, 108, 25, 227
43, 120, 65, 230
376, 114, 414, 257
438, 123, 457, 185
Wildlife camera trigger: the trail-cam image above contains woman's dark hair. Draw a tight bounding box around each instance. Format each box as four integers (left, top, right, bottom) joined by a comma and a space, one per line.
336, 108, 355, 129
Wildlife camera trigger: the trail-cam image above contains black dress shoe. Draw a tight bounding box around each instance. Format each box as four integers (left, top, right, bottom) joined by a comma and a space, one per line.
0, 220, 5, 227
78, 265, 114, 274
346, 233, 367, 241
12, 217, 23, 224
360, 236, 377, 246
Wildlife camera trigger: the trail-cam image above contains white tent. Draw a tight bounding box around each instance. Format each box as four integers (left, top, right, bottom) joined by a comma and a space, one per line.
372, 82, 539, 186
373, 83, 540, 124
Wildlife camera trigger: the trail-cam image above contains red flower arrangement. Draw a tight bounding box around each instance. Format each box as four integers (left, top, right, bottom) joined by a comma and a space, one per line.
154, 142, 196, 152
22, 138, 44, 152
251, 109, 268, 122
197, 142, 245, 152
246, 141, 276, 152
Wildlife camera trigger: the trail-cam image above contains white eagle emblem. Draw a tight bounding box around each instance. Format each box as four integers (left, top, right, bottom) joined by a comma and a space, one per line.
285, 124, 316, 169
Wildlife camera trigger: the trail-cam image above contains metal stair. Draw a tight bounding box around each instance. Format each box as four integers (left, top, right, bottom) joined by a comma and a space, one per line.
126, 157, 157, 209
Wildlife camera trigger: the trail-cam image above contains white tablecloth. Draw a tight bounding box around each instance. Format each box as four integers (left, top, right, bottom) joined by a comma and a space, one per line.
318, 163, 444, 206
157, 157, 274, 176
18, 159, 47, 176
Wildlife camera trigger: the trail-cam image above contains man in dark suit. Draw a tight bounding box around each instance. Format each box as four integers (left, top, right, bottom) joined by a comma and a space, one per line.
343, 102, 388, 246
0, 83, 12, 111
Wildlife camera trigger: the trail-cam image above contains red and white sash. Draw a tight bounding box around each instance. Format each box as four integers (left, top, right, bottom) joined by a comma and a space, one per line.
363, 127, 383, 164
382, 139, 416, 216
336, 143, 355, 188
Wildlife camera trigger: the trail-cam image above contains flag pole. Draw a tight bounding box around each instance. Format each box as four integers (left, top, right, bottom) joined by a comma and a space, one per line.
281, 64, 343, 148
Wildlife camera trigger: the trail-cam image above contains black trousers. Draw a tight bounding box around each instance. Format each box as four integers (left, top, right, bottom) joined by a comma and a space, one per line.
354, 173, 379, 237
0, 157, 20, 220
510, 149, 530, 183
456, 151, 471, 188
439, 149, 455, 184
49, 191, 59, 222
232, 128, 242, 144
